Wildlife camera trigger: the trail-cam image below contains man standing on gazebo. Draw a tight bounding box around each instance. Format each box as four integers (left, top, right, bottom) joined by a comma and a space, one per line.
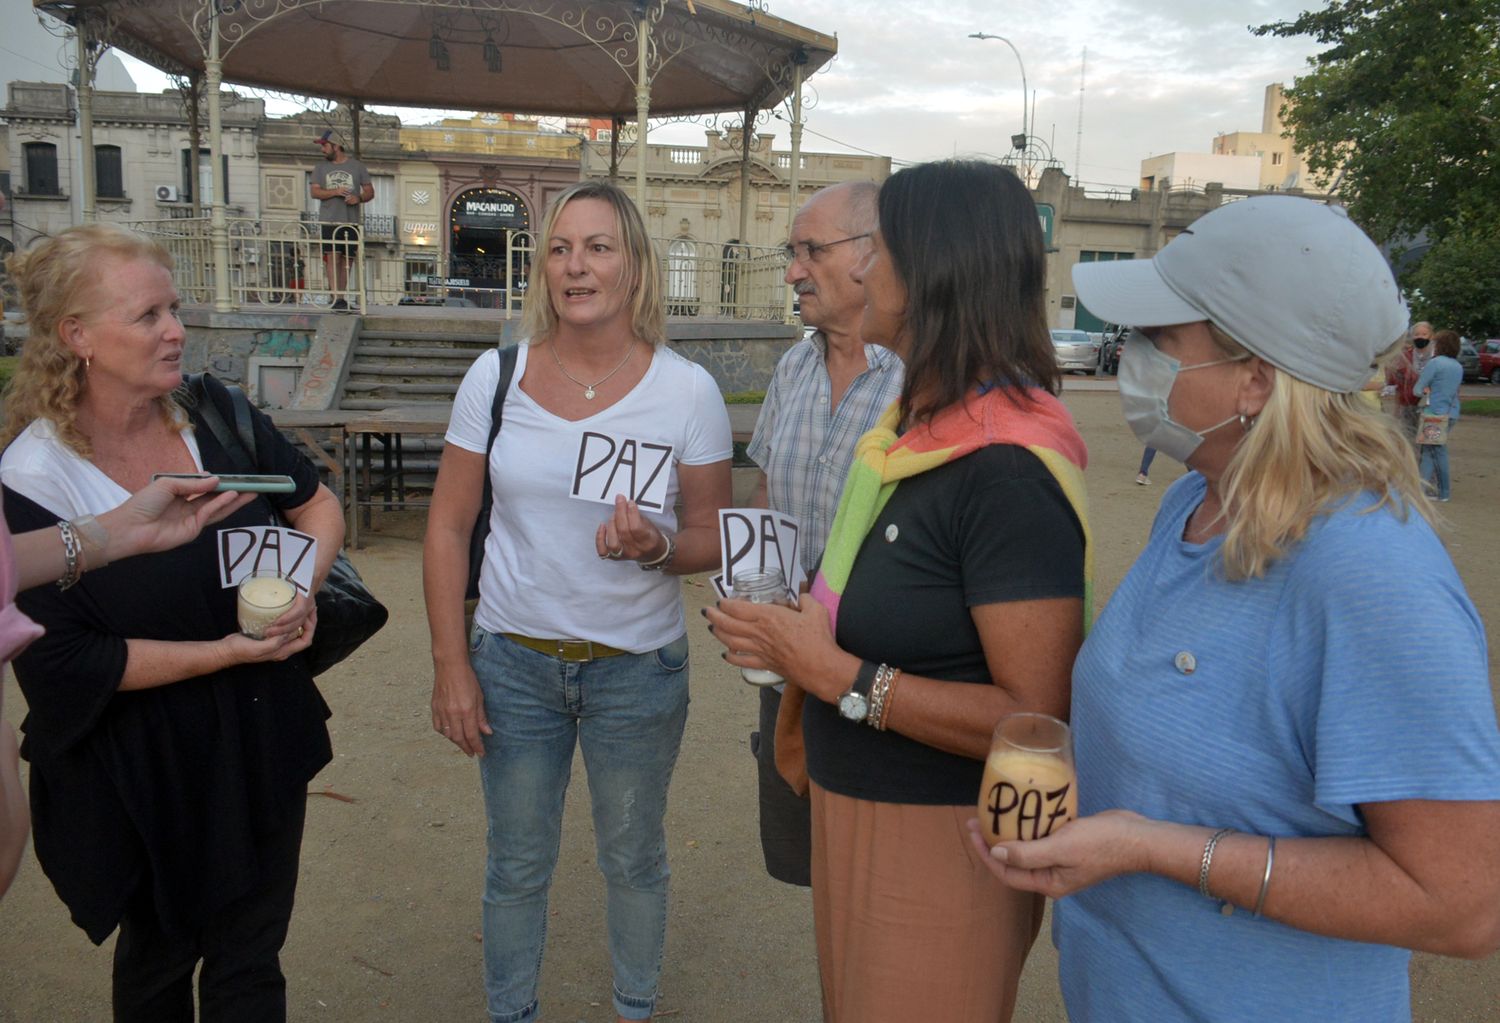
310, 129, 374, 312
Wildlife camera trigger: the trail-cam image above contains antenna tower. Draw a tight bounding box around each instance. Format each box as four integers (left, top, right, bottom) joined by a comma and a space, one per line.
1075, 47, 1086, 178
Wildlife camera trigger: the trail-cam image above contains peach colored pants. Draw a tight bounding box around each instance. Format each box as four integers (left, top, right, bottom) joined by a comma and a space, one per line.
810, 782, 1044, 1023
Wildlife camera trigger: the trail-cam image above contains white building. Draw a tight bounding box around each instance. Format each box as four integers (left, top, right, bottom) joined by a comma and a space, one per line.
3, 81, 264, 259
1139, 151, 1262, 193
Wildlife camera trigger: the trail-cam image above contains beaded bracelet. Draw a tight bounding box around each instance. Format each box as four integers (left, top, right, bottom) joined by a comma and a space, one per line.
875, 668, 902, 730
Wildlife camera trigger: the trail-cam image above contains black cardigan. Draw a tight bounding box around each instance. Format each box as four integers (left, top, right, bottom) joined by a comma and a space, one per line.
5, 377, 332, 943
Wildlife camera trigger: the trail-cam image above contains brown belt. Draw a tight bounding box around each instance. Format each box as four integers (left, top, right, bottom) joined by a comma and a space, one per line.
502, 633, 628, 662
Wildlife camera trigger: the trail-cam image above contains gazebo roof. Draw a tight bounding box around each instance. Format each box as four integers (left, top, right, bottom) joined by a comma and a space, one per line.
35, 0, 836, 118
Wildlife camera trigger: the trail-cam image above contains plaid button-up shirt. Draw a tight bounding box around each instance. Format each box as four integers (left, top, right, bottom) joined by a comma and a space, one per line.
747, 333, 904, 577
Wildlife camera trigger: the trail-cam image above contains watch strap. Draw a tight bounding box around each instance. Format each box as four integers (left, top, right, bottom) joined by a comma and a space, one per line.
849, 660, 878, 699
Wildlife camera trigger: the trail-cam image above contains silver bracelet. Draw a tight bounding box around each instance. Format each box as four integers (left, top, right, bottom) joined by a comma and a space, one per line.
638, 531, 676, 572
1253, 836, 1276, 918
1198, 827, 1236, 908
56, 519, 82, 590
866, 664, 894, 729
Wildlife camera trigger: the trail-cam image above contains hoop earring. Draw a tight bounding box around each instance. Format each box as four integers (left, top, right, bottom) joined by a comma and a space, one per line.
1238, 412, 1256, 431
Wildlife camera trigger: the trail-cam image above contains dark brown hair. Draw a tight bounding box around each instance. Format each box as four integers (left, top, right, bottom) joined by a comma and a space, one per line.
1432, 329, 1461, 359
878, 160, 1057, 424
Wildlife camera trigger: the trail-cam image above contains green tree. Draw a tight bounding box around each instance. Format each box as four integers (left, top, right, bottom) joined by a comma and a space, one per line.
1255, 0, 1499, 252
1406, 226, 1500, 337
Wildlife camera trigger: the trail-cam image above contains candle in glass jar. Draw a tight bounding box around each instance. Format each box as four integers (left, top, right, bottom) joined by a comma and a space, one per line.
237, 572, 296, 639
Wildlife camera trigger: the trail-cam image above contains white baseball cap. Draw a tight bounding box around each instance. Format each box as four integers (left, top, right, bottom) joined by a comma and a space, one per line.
1071, 196, 1408, 392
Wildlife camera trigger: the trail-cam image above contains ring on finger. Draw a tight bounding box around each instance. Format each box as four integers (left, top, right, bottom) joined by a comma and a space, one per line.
608, 546, 625, 559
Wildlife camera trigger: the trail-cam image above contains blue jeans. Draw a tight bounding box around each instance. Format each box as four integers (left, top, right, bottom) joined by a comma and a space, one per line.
470, 628, 691, 1023
1419, 420, 1455, 499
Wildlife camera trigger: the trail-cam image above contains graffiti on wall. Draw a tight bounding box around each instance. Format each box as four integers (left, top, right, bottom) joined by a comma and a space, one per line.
252, 330, 312, 358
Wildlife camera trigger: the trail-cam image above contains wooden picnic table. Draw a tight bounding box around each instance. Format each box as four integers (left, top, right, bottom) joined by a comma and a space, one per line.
267, 409, 353, 538
343, 404, 452, 549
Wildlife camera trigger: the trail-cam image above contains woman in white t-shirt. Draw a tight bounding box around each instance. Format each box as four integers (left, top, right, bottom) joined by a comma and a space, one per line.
423, 180, 732, 1023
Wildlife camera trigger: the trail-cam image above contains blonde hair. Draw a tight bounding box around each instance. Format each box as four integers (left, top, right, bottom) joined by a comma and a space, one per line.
1211, 325, 1433, 580
521, 180, 666, 346
3, 224, 183, 457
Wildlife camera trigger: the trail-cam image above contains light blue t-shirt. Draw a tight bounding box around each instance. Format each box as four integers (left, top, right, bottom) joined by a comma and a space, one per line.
1412, 354, 1463, 419
1055, 472, 1500, 1023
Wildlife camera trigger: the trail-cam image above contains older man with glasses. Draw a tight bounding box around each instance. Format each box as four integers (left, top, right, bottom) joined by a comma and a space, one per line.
745, 180, 904, 886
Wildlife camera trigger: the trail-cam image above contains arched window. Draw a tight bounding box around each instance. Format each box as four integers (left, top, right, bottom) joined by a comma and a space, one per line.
666, 238, 699, 316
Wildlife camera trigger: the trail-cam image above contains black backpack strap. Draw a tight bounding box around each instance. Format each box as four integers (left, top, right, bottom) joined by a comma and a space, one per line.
227, 383, 258, 465
184, 372, 257, 474
484, 345, 519, 460
467, 344, 519, 601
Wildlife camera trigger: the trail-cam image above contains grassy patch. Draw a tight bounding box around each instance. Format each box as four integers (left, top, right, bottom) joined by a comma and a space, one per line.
724, 391, 765, 405
1460, 398, 1500, 417
0, 357, 17, 390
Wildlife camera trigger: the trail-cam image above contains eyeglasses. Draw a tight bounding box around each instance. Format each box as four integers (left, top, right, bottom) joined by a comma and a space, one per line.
782, 233, 870, 264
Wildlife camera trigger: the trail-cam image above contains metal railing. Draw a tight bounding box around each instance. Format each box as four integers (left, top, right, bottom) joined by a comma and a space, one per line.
662, 239, 789, 320
126, 218, 791, 321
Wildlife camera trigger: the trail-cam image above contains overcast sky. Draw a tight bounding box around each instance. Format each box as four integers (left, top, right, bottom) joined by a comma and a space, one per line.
111, 0, 1327, 190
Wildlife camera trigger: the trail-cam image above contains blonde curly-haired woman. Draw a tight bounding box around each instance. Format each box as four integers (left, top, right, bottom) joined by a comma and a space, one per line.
1, 224, 344, 1022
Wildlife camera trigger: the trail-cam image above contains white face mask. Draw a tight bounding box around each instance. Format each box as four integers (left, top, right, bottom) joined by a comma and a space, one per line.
1118, 329, 1247, 464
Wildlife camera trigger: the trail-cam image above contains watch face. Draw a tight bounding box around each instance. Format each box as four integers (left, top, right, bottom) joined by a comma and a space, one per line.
838, 691, 869, 722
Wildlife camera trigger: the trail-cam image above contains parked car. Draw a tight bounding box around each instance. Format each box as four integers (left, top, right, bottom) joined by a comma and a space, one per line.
1458, 338, 1482, 381
1097, 324, 1129, 375
1478, 339, 1500, 385
1050, 328, 1100, 375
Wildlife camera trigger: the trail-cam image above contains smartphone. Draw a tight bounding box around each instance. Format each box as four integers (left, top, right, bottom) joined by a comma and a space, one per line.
151, 472, 297, 494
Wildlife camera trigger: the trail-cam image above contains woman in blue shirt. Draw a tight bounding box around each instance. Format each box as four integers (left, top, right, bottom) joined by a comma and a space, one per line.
967, 197, 1500, 1023
1412, 329, 1464, 501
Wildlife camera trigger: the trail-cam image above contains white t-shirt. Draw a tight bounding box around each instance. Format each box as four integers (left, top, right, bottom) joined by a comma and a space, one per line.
447, 344, 732, 653
1, 419, 206, 517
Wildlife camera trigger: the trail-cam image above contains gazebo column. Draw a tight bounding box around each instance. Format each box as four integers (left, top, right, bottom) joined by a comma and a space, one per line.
633, 11, 651, 210
205, 3, 232, 311
737, 104, 753, 245
75, 23, 96, 223
783, 60, 804, 321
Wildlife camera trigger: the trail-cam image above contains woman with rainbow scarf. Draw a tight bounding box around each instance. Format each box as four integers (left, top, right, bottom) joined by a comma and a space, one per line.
708, 160, 1091, 1021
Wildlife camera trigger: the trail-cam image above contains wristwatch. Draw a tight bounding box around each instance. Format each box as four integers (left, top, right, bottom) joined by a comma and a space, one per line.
837, 661, 879, 723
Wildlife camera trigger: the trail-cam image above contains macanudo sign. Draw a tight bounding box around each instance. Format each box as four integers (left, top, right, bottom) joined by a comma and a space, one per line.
450, 188, 531, 232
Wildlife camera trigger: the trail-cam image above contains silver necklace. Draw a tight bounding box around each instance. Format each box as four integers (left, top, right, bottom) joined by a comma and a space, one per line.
550, 341, 634, 400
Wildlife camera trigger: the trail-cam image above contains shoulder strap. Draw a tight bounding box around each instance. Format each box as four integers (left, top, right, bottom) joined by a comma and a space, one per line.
184, 372, 257, 474
484, 345, 520, 460
227, 384, 258, 463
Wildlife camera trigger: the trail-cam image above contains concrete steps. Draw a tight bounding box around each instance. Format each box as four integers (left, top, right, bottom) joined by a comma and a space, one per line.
338, 317, 512, 484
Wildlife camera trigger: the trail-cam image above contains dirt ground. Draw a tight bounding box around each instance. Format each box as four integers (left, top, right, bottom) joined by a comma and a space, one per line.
2, 388, 1498, 1022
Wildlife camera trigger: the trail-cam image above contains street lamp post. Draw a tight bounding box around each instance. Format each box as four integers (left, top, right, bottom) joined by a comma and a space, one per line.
968, 31, 1028, 145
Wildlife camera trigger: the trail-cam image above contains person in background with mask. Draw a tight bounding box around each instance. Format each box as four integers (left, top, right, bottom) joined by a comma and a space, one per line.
968, 196, 1500, 1022
1387, 320, 1433, 438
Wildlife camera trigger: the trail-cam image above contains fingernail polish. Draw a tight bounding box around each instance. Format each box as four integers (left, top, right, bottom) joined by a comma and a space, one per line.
699, 607, 708, 618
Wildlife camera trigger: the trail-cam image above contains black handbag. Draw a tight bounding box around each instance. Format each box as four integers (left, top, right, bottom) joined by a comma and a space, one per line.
184, 373, 389, 676
467, 345, 519, 600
